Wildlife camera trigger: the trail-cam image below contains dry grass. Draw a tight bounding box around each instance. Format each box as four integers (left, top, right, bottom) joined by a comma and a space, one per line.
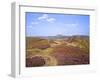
26, 36, 89, 67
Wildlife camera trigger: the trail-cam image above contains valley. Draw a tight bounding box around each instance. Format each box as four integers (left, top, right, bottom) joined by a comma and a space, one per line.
26, 35, 89, 67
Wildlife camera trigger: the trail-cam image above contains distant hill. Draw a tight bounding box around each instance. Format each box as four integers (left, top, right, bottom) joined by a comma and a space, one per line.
27, 35, 89, 40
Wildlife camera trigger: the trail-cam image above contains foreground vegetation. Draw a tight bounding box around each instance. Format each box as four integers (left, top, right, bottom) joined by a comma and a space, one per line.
26, 36, 89, 67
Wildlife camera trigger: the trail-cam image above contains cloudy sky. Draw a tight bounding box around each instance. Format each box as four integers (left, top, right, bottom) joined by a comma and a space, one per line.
25, 12, 89, 36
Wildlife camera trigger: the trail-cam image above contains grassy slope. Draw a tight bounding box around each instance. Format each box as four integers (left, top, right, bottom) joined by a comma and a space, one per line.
26, 36, 89, 67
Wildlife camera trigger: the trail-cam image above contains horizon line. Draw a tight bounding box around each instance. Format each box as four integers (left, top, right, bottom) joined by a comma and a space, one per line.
26, 34, 89, 37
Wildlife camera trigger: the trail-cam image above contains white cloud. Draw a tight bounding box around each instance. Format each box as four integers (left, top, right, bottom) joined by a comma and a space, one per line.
65, 23, 78, 27
38, 14, 56, 23
38, 14, 48, 20
28, 22, 39, 28
71, 23, 78, 26
46, 18, 56, 23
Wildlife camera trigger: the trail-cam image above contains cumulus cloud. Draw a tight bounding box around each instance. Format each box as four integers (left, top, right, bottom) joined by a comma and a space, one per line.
38, 14, 48, 20
46, 18, 56, 23
38, 14, 56, 23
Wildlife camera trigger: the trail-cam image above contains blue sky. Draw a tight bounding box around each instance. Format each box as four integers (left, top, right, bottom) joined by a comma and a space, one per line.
25, 12, 89, 36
